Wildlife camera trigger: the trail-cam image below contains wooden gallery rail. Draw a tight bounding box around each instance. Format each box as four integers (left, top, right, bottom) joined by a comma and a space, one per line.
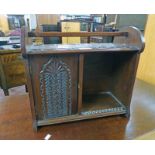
21, 26, 145, 131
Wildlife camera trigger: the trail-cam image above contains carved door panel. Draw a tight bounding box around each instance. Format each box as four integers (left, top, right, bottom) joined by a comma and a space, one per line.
29, 54, 78, 120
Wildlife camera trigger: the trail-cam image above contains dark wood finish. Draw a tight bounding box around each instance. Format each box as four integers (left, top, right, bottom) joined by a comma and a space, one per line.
78, 54, 84, 113
26, 43, 140, 55
37, 109, 126, 126
112, 26, 145, 115
111, 53, 140, 117
28, 55, 78, 122
28, 31, 128, 37
82, 52, 140, 117
1, 79, 155, 139
22, 26, 145, 130
24, 59, 37, 131
83, 53, 115, 93
87, 23, 91, 43
113, 26, 145, 53
21, 26, 32, 58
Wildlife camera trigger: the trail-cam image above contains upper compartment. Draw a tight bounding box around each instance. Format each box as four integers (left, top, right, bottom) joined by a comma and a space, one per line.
21, 26, 145, 56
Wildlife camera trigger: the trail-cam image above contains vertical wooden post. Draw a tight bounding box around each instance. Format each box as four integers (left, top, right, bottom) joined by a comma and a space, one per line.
78, 54, 84, 113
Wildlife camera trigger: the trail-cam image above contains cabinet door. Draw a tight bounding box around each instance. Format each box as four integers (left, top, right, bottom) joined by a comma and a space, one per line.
29, 55, 78, 120
61, 22, 81, 44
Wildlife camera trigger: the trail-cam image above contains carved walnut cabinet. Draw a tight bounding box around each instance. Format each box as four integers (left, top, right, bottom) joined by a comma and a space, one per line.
21, 26, 145, 131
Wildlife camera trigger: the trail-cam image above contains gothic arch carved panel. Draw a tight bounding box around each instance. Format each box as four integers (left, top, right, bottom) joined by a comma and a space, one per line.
40, 57, 72, 119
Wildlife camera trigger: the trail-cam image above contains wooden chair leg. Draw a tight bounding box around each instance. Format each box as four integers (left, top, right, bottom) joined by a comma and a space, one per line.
25, 85, 28, 92
3, 89, 9, 96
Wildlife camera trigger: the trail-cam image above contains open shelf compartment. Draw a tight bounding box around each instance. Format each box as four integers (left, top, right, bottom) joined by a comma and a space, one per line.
81, 91, 126, 115
80, 52, 136, 117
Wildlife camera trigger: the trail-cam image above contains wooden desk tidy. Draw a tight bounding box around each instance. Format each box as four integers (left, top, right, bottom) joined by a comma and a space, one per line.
21, 26, 145, 131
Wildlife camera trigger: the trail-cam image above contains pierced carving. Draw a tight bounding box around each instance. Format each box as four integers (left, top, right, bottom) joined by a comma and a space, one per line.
40, 57, 72, 119
81, 107, 126, 115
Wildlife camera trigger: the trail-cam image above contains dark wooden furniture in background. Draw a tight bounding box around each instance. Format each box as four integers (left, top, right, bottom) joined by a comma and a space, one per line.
0, 48, 27, 96
21, 26, 145, 131
41, 24, 61, 44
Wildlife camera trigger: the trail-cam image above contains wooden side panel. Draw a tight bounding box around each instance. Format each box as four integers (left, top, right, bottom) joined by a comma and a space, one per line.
111, 53, 140, 110
29, 54, 78, 120
24, 58, 37, 130
114, 26, 145, 53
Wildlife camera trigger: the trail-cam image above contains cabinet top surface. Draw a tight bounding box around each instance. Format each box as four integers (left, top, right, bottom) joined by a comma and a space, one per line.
26, 43, 140, 55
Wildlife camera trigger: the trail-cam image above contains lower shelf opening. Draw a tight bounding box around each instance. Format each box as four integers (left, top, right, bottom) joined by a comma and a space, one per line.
81, 92, 126, 115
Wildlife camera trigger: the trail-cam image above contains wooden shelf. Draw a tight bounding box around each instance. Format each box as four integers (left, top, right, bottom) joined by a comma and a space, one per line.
81, 92, 126, 115
26, 43, 140, 55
